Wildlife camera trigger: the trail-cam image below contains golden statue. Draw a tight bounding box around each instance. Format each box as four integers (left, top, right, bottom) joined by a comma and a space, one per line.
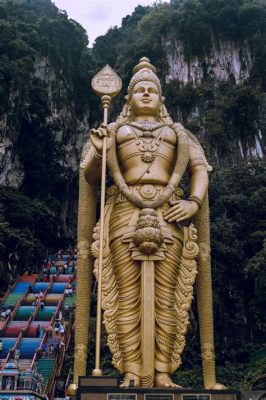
72, 57, 224, 392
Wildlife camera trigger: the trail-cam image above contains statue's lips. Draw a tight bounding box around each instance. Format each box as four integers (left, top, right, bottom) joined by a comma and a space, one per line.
141, 98, 152, 103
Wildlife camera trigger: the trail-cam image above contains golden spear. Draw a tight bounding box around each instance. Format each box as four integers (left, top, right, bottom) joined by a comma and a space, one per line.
91, 65, 122, 376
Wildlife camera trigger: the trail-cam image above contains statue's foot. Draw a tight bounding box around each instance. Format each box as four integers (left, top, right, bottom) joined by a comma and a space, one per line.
120, 373, 140, 388
154, 373, 182, 388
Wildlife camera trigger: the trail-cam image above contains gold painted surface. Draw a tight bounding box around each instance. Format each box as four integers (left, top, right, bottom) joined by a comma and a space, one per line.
74, 57, 223, 389
92, 65, 122, 98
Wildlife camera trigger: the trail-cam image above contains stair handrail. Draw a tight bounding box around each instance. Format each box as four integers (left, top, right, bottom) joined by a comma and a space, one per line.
28, 278, 54, 370
46, 295, 74, 399
1, 283, 32, 335
50, 311, 74, 399
1, 329, 23, 369
64, 368, 72, 397
29, 331, 47, 370
46, 350, 61, 399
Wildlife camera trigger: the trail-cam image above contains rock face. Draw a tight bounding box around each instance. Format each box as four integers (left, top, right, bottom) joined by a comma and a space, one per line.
164, 38, 264, 164
0, 57, 89, 189
165, 39, 253, 85
0, 56, 90, 235
0, 137, 24, 188
33, 57, 89, 173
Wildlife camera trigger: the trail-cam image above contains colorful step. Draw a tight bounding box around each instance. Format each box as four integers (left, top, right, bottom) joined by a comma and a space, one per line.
3, 293, 21, 306
12, 282, 31, 294
63, 294, 76, 308
18, 338, 42, 358
36, 306, 56, 321
44, 294, 62, 306
49, 283, 67, 294
56, 274, 72, 283
13, 306, 35, 320
22, 294, 38, 306
36, 358, 55, 383
27, 321, 50, 337
50, 266, 58, 274
21, 273, 37, 283
0, 338, 17, 358
3, 321, 27, 337
32, 282, 49, 293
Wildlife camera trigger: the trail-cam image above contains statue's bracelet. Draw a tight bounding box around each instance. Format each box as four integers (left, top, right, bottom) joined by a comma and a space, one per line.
95, 149, 103, 159
188, 195, 202, 209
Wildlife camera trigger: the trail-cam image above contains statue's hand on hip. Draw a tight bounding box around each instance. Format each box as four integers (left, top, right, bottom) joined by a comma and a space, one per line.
89, 124, 113, 155
164, 199, 199, 223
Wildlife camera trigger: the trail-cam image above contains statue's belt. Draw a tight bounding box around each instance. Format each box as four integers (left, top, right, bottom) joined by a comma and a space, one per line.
107, 184, 183, 204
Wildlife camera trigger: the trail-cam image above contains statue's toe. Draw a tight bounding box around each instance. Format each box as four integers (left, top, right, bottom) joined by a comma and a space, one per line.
120, 373, 140, 388
154, 373, 182, 388
209, 383, 226, 390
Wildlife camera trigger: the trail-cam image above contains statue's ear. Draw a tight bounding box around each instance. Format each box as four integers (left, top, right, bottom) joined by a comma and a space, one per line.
124, 94, 129, 102
161, 96, 165, 103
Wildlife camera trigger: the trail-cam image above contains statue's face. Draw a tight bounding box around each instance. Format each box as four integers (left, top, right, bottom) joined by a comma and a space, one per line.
130, 81, 161, 117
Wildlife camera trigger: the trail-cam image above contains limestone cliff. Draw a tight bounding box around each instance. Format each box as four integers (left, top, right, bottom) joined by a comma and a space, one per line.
163, 39, 264, 165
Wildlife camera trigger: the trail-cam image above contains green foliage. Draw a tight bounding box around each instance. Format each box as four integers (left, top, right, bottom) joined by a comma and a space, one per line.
209, 163, 266, 361
0, 186, 62, 279
0, 0, 91, 275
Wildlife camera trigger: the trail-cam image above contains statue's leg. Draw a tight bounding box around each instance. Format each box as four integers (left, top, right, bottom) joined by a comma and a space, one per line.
154, 238, 183, 387
109, 202, 141, 386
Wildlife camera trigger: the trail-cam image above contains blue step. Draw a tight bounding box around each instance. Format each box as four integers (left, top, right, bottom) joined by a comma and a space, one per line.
49, 283, 67, 294
13, 282, 31, 294
18, 338, 42, 358
32, 282, 49, 293
0, 338, 17, 358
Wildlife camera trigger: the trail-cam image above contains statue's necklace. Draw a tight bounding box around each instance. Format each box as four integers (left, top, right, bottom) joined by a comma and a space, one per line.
128, 121, 165, 163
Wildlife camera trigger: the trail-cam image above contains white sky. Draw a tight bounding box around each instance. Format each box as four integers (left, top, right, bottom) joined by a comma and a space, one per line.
53, 0, 169, 46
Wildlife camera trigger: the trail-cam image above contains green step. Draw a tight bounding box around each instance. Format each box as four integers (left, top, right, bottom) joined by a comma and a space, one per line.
63, 294, 76, 307
37, 358, 55, 382
14, 306, 35, 320
4, 293, 21, 306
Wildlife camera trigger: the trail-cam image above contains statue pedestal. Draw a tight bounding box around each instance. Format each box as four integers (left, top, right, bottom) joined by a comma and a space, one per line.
74, 377, 241, 400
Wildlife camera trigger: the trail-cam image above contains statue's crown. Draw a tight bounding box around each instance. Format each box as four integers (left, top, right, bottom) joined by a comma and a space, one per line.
127, 57, 162, 97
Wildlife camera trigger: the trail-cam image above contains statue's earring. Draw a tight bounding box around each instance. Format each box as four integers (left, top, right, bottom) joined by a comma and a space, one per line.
125, 104, 132, 122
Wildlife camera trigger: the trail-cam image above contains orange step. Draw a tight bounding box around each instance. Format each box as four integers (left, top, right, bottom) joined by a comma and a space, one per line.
21, 273, 37, 283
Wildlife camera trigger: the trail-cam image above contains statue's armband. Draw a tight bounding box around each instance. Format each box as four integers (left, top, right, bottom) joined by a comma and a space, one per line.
80, 139, 102, 184
187, 132, 212, 173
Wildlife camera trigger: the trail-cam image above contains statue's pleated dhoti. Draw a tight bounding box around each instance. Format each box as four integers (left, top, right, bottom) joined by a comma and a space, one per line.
92, 187, 198, 387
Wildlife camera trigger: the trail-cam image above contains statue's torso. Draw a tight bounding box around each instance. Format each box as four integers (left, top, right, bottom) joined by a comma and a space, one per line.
116, 124, 176, 185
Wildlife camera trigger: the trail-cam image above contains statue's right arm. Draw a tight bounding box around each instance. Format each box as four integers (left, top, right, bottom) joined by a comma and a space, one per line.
80, 139, 102, 185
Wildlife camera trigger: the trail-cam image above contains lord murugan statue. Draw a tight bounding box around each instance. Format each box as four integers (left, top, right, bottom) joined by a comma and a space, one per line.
72, 57, 223, 391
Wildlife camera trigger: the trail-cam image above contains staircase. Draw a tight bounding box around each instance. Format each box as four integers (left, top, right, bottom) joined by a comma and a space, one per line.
37, 358, 56, 383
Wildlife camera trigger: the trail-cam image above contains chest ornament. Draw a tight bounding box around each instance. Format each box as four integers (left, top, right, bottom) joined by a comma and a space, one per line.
128, 121, 166, 163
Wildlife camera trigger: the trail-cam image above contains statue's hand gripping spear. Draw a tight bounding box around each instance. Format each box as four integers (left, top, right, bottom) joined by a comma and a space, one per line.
91, 65, 122, 377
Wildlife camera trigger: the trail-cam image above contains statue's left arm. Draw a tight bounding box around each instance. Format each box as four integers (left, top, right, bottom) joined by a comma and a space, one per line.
164, 134, 210, 223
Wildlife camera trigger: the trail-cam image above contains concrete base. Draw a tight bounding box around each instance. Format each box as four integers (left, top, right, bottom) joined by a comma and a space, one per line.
75, 377, 241, 400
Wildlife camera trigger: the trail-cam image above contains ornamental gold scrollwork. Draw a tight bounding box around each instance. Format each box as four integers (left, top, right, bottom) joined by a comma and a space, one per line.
78, 240, 90, 259
75, 344, 87, 363
201, 343, 215, 361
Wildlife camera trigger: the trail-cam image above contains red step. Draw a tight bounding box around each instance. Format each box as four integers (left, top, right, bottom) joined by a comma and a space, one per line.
21, 273, 37, 283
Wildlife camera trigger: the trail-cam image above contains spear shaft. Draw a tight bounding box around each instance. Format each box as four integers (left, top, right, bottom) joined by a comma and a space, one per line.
92, 97, 109, 376
91, 66, 122, 376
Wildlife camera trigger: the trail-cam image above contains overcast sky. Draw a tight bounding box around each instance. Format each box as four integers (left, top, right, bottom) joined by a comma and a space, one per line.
52, 0, 169, 46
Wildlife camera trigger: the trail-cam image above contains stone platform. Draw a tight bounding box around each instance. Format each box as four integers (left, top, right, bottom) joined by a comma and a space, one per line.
75, 377, 241, 400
